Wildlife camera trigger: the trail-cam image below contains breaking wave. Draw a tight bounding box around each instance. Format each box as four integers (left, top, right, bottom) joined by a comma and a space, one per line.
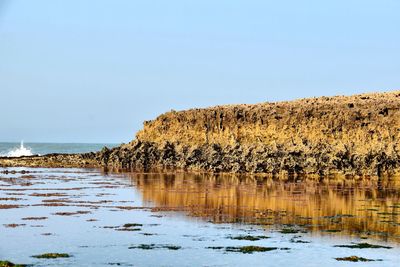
5, 141, 34, 157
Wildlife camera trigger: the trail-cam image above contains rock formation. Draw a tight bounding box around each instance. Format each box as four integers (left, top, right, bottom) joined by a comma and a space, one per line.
2, 91, 400, 177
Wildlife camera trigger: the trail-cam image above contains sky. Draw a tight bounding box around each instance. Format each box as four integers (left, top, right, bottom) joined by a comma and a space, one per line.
0, 0, 399, 143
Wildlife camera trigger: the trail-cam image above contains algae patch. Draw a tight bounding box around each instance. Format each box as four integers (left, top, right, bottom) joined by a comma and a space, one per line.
32, 253, 71, 259
334, 243, 392, 249
335, 256, 380, 262
207, 245, 290, 254
225, 246, 281, 254
128, 244, 181, 250
123, 223, 143, 228
0, 261, 27, 267
228, 235, 270, 241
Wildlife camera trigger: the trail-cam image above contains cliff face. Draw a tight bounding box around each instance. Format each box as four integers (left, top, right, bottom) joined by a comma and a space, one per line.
99, 91, 400, 177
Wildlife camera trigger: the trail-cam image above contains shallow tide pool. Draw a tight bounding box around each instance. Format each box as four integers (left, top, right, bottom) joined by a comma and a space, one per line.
0, 168, 399, 266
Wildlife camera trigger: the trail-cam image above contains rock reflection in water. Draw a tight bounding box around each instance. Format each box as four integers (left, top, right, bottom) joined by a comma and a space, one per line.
130, 173, 400, 241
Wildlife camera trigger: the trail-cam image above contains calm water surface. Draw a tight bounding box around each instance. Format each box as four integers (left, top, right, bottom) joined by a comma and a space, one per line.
0, 168, 399, 266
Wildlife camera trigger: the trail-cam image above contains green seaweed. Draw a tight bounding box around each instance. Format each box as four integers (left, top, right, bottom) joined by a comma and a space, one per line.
123, 223, 143, 228
141, 233, 158, 236
206, 246, 224, 250
130, 244, 155, 250
334, 243, 392, 249
228, 235, 270, 241
335, 256, 377, 262
0, 261, 26, 267
115, 228, 141, 232
162, 245, 181, 250
32, 253, 71, 259
225, 246, 278, 254
290, 238, 311, 243
128, 244, 181, 250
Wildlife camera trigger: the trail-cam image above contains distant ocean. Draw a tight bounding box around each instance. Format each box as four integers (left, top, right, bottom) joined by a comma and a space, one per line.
0, 142, 119, 157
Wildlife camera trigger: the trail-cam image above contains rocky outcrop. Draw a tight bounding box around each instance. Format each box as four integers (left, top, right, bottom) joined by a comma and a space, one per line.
0, 153, 98, 168
2, 91, 400, 177
95, 91, 400, 177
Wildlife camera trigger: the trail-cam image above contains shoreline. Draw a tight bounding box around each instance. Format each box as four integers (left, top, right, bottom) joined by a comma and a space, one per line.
1, 152, 399, 179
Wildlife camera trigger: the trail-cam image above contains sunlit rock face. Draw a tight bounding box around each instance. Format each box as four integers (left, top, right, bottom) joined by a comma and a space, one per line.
100, 91, 400, 177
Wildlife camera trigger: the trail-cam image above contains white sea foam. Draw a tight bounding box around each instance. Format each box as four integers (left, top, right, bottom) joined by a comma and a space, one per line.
6, 141, 33, 157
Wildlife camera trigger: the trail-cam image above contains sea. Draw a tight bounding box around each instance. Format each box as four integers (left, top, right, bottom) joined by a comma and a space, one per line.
0, 142, 118, 157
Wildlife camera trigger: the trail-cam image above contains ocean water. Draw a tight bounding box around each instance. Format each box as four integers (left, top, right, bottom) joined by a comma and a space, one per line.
0, 142, 119, 157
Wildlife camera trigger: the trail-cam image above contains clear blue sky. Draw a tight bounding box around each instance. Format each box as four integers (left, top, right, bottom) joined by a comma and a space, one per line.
0, 0, 399, 143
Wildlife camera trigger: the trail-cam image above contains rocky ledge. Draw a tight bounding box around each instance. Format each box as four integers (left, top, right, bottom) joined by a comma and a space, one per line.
0, 154, 98, 168
2, 91, 400, 177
